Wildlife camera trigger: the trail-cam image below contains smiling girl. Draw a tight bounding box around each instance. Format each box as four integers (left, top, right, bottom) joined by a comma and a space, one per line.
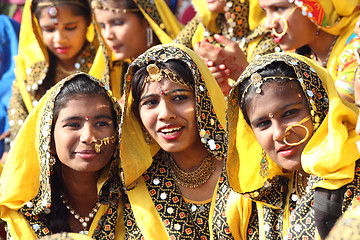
0, 73, 123, 239
7, 0, 114, 147
226, 53, 360, 239
120, 43, 238, 239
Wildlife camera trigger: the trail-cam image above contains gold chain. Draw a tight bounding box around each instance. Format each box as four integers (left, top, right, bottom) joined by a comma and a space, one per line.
169, 154, 215, 188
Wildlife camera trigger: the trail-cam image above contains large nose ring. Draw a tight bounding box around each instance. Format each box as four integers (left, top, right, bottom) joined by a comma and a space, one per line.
283, 115, 312, 146
271, 7, 297, 38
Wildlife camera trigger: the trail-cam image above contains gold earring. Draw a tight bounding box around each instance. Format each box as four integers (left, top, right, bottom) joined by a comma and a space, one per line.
259, 150, 269, 178
141, 127, 152, 145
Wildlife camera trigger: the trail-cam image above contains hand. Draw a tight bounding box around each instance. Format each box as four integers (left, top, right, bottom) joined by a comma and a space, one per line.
314, 186, 347, 239
194, 34, 248, 81
203, 60, 232, 96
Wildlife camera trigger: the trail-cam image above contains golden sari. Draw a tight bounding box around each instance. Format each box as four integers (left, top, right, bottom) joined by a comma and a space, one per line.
0, 73, 124, 239
120, 43, 243, 239
226, 53, 360, 239
8, 0, 117, 143
174, 0, 278, 62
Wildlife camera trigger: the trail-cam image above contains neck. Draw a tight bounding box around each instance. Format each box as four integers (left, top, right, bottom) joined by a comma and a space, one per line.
170, 146, 209, 172
309, 30, 337, 67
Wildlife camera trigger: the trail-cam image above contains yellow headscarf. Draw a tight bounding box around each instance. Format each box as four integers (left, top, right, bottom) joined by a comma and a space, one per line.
0, 73, 124, 239
227, 52, 360, 195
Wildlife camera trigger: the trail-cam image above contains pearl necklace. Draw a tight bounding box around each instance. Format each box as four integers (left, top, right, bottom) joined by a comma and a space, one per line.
61, 195, 101, 235
311, 36, 338, 68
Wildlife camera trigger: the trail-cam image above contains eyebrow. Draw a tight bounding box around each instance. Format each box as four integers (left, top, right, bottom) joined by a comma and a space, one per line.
250, 101, 303, 125
140, 88, 192, 102
61, 114, 113, 122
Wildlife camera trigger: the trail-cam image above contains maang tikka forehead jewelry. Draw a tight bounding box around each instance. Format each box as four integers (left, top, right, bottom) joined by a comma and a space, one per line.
143, 63, 194, 90
240, 72, 297, 105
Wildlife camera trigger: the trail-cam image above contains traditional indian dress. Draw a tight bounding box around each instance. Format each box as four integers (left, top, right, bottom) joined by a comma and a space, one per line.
226, 53, 360, 239
93, 0, 184, 103
291, 0, 360, 100
120, 43, 236, 239
173, 0, 278, 62
7, 0, 117, 143
0, 73, 124, 239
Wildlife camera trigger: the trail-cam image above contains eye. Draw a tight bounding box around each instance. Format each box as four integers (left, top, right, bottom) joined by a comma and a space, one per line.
66, 25, 77, 31
114, 20, 125, 26
173, 95, 188, 101
283, 108, 299, 118
63, 122, 81, 128
254, 119, 271, 130
142, 99, 159, 106
42, 27, 55, 32
95, 121, 112, 127
99, 23, 105, 29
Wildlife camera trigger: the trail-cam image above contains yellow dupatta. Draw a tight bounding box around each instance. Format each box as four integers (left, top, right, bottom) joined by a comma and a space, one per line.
226, 52, 360, 237
120, 43, 237, 238
0, 73, 124, 239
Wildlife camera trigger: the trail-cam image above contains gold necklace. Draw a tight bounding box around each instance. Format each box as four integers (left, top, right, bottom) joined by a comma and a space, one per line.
61, 195, 101, 235
295, 171, 308, 197
169, 154, 215, 188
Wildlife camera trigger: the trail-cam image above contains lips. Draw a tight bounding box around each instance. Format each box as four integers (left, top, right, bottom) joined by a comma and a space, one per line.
158, 126, 184, 140
277, 145, 297, 157
56, 47, 70, 54
75, 149, 98, 159
272, 33, 284, 43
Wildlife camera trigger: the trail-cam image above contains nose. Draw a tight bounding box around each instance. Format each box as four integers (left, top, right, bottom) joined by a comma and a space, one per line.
103, 25, 115, 40
80, 124, 98, 144
158, 100, 176, 121
272, 121, 286, 142
356, 114, 360, 136
264, 12, 276, 31
53, 29, 66, 44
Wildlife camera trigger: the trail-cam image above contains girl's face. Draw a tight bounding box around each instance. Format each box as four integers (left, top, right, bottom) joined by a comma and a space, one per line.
206, 0, 226, 13
259, 0, 317, 50
53, 94, 116, 173
94, 7, 149, 61
246, 80, 314, 171
138, 77, 203, 154
38, 5, 88, 66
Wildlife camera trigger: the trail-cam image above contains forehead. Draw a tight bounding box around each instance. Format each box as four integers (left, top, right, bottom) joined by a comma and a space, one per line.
141, 78, 192, 96
259, 0, 290, 7
59, 95, 112, 115
38, 4, 84, 22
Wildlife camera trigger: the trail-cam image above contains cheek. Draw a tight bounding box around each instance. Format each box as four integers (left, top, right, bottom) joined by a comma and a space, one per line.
139, 109, 157, 132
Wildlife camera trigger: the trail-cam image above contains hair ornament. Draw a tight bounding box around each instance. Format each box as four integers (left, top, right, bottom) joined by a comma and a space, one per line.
37, 1, 88, 9
91, 0, 140, 13
143, 63, 194, 90
240, 73, 297, 105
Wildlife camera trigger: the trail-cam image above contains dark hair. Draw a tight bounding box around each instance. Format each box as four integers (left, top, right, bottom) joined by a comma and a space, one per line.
32, 0, 92, 25
131, 60, 195, 117
49, 74, 116, 233
239, 61, 308, 125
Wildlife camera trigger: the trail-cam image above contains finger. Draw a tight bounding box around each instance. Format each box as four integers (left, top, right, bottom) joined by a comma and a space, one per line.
214, 34, 237, 48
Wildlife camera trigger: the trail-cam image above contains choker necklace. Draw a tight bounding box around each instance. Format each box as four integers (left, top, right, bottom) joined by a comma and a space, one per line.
61, 195, 101, 235
295, 171, 309, 198
169, 154, 215, 188
311, 36, 338, 68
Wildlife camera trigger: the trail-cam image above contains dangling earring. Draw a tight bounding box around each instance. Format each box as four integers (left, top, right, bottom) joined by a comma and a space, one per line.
259, 150, 269, 178
49, 156, 56, 174
147, 26, 153, 47
141, 127, 152, 144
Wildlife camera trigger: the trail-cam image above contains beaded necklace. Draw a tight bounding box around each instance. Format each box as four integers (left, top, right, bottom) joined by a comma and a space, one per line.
311, 36, 338, 68
61, 195, 101, 235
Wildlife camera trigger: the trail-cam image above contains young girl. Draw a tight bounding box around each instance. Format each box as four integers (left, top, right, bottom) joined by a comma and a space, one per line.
8, 0, 113, 145
226, 53, 360, 239
120, 43, 236, 239
0, 73, 123, 239
91, 0, 182, 97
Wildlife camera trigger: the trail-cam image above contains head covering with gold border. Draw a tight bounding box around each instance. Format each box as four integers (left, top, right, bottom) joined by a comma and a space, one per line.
0, 72, 124, 239
226, 52, 360, 196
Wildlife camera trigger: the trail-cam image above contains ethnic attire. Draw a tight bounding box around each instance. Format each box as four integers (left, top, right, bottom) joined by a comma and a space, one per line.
120, 43, 235, 239
291, 0, 360, 100
173, 0, 278, 62
93, 0, 183, 102
0, 73, 124, 239
7, 0, 117, 143
226, 53, 360, 239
